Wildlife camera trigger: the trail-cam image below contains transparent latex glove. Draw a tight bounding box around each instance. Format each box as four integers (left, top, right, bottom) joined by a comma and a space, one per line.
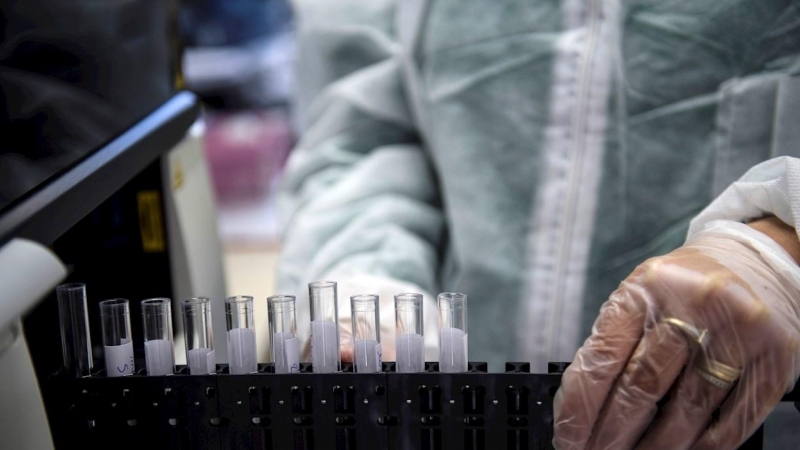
553, 227, 800, 450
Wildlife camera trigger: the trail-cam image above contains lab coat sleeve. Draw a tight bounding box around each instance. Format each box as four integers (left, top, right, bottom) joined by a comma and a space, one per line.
278, 0, 444, 360
687, 156, 800, 292
688, 156, 800, 234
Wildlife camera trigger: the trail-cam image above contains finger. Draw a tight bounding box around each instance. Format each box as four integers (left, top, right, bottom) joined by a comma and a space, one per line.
636, 266, 784, 450
340, 348, 354, 363
340, 330, 354, 363
634, 349, 744, 450
692, 353, 796, 450
586, 320, 691, 449
553, 287, 647, 449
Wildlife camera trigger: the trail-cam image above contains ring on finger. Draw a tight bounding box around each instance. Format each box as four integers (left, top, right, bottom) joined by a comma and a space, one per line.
697, 358, 741, 383
661, 317, 709, 349
695, 357, 741, 390
695, 368, 735, 390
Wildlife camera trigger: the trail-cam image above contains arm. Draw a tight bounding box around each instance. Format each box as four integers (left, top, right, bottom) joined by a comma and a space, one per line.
278, 0, 443, 360
748, 216, 800, 265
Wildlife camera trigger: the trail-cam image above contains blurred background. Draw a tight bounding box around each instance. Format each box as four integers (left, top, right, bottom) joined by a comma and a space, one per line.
180, 0, 294, 302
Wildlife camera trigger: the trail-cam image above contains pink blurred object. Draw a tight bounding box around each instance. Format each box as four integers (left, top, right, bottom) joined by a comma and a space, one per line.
204, 111, 293, 201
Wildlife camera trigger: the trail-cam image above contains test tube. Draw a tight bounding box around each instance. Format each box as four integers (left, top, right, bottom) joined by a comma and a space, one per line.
225, 296, 257, 374
309, 281, 340, 373
351, 294, 381, 373
99, 299, 135, 377
395, 293, 424, 373
268, 295, 300, 374
438, 292, 467, 373
56, 283, 93, 378
182, 297, 215, 375
141, 298, 175, 376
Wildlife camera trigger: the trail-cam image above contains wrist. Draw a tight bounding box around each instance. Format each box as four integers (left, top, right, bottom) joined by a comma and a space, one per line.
747, 216, 800, 266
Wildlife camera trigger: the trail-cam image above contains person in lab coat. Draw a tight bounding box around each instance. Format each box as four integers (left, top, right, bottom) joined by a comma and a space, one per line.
277, 1, 800, 448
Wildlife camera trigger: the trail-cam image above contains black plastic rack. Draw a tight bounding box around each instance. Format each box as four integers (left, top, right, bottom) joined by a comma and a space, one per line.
43, 362, 797, 450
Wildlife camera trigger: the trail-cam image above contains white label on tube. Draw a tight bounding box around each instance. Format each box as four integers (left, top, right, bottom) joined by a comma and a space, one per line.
228, 328, 257, 374
439, 327, 467, 373
105, 341, 135, 377
354, 339, 380, 373
287, 337, 300, 373
145, 339, 174, 376
188, 347, 215, 375
396, 333, 424, 373
273, 332, 300, 374
311, 320, 339, 373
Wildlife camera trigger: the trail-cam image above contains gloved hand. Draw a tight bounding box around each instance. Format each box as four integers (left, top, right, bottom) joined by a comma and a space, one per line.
553, 222, 800, 450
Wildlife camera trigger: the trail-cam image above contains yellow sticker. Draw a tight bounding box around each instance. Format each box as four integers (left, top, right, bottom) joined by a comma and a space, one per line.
137, 191, 166, 253
172, 159, 184, 190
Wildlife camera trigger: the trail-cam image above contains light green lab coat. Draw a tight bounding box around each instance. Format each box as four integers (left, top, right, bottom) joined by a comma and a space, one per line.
278, 0, 800, 371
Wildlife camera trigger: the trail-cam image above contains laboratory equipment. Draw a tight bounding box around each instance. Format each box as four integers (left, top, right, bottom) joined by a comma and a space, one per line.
1, 3, 217, 447
42, 358, 797, 450
182, 297, 215, 375
225, 296, 257, 374
141, 298, 175, 376
38, 286, 800, 450
268, 295, 300, 374
438, 292, 468, 373
394, 293, 425, 373
351, 294, 382, 373
99, 298, 135, 377
1, 239, 64, 450
56, 283, 93, 378
309, 281, 340, 373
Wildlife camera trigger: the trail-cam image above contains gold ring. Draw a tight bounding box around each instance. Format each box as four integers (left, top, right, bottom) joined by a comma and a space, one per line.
697, 358, 741, 384
695, 368, 735, 390
661, 317, 709, 348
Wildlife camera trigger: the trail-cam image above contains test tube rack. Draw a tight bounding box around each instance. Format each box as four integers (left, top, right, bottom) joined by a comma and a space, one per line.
43, 362, 796, 450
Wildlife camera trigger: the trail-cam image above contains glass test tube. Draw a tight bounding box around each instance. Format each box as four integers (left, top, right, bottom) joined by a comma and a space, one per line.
268, 295, 300, 374
309, 281, 340, 373
99, 299, 135, 377
351, 294, 381, 373
395, 293, 425, 373
182, 297, 215, 375
438, 292, 467, 373
141, 298, 175, 376
225, 296, 257, 374
56, 283, 93, 378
